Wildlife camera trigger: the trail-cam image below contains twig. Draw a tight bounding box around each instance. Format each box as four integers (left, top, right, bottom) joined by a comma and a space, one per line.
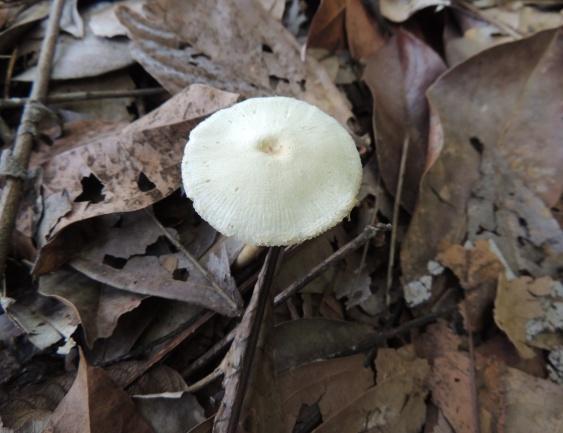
0, 0, 66, 282
4, 47, 18, 99
462, 302, 482, 433
146, 209, 242, 315
0, 88, 167, 109
185, 367, 224, 393
386, 136, 409, 305
183, 326, 237, 378
214, 247, 282, 433
274, 224, 391, 305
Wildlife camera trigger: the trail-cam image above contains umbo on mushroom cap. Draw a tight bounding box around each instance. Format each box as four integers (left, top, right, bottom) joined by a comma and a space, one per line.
181, 96, 362, 246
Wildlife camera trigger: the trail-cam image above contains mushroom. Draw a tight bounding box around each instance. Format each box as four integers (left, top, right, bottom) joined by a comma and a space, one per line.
181, 96, 362, 247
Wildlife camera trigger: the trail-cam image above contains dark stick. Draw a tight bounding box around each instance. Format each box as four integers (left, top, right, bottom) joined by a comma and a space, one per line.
213, 246, 282, 433
274, 223, 390, 305
0, 88, 167, 109
0, 0, 66, 284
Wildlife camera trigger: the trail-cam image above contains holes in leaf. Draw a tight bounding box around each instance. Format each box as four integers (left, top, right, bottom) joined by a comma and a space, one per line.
103, 254, 127, 269
172, 268, 189, 281
268, 74, 290, 89
137, 171, 156, 192
145, 236, 177, 256
469, 137, 484, 154
261, 43, 273, 53
74, 173, 105, 204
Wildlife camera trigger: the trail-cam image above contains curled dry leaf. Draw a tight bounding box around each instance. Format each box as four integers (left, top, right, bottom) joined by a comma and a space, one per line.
364, 29, 446, 212
402, 28, 563, 284
117, 0, 354, 126
38, 268, 145, 347
307, 0, 385, 60
32, 84, 238, 274
42, 350, 154, 433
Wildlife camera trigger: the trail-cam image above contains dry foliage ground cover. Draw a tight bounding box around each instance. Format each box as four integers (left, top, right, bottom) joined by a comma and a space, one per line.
0, 0, 562, 432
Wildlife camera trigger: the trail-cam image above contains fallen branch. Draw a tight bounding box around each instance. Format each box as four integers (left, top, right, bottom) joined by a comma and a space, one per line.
0, 88, 167, 109
274, 223, 391, 305
0, 0, 66, 284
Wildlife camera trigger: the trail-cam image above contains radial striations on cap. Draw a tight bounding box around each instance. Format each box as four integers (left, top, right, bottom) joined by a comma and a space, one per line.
181, 96, 362, 246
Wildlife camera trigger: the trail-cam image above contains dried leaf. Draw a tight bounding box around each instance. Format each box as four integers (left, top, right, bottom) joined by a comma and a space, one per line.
307, 0, 385, 60
402, 28, 563, 284
39, 268, 145, 346
33, 84, 238, 274
313, 347, 429, 433
15, 4, 134, 81
272, 318, 374, 372
69, 211, 240, 316
364, 29, 446, 212
277, 355, 373, 433
117, 0, 354, 125
0, 1, 50, 53
89, 0, 146, 37
494, 274, 563, 359
42, 351, 154, 433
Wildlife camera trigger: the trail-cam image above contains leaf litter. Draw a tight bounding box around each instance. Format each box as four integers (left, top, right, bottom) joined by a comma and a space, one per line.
1, 0, 563, 433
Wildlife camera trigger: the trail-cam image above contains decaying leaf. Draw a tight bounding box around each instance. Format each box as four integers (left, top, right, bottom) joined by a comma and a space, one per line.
307, 0, 385, 60
42, 350, 154, 433
402, 28, 563, 285
364, 29, 446, 212
494, 274, 563, 359
32, 84, 238, 274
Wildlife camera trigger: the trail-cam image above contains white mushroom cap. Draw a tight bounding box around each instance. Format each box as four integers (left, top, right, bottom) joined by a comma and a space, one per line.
181, 96, 362, 246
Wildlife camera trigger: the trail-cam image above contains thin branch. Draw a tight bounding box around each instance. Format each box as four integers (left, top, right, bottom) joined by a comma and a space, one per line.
386, 136, 410, 305
183, 326, 237, 378
462, 301, 482, 433
145, 209, 241, 314
274, 224, 391, 305
0, 0, 66, 281
0, 87, 167, 109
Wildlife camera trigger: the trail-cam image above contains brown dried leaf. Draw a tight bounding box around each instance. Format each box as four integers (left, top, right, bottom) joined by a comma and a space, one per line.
307, 0, 385, 60
119, 0, 354, 125
272, 318, 374, 372
402, 28, 563, 284
437, 239, 507, 331
312, 346, 429, 433
364, 29, 446, 212
494, 274, 563, 359
38, 268, 145, 346
41, 351, 154, 433
278, 355, 373, 433
33, 85, 238, 274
